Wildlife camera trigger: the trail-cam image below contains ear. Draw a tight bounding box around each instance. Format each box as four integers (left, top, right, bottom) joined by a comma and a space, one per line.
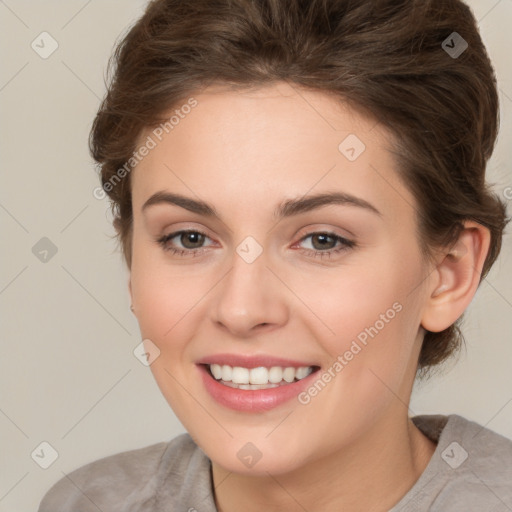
421, 221, 491, 333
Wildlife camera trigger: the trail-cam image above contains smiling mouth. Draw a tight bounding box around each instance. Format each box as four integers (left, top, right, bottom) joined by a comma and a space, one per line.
205, 363, 320, 390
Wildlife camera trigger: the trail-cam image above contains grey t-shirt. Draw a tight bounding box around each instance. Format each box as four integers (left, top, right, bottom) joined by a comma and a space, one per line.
38, 414, 512, 511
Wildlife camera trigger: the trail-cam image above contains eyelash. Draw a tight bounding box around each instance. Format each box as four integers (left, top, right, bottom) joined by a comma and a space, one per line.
156, 229, 356, 259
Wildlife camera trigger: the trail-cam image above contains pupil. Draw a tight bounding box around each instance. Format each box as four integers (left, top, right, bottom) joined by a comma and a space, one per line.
183, 232, 204, 249
313, 234, 333, 250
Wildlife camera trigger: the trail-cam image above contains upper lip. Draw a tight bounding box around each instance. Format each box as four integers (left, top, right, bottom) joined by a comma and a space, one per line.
196, 353, 318, 369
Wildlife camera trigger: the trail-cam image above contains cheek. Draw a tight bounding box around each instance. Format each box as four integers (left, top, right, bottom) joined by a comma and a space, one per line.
130, 241, 201, 348
129, 249, 207, 416
293, 260, 409, 345
297, 247, 423, 386
290, 271, 421, 452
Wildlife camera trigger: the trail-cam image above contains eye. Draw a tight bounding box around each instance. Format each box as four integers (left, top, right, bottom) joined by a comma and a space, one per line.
156, 229, 356, 259
156, 229, 214, 257
295, 232, 355, 259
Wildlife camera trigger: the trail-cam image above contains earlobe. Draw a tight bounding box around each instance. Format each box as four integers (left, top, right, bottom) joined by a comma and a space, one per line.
421, 221, 490, 333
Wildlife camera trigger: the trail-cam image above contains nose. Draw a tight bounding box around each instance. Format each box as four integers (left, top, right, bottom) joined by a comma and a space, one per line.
210, 247, 289, 338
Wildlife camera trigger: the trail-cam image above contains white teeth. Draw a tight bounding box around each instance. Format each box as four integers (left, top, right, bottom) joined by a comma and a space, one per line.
208, 364, 314, 387
210, 364, 223, 380
249, 367, 269, 385
221, 365, 232, 381
282, 367, 296, 383
231, 366, 250, 384
238, 383, 279, 390
295, 366, 311, 379
268, 366, 283, 383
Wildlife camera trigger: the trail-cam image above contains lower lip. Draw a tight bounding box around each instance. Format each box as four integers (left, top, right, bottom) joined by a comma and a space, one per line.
198, 364, 317, 412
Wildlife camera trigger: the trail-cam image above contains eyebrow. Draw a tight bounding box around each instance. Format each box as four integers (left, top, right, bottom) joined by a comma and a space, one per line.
142, 190, 382, 219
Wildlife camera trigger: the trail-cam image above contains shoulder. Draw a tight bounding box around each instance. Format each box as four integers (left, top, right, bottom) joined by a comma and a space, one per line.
38, 433, 211, 512
416, 413, 512, 470
398, 414, 512, 511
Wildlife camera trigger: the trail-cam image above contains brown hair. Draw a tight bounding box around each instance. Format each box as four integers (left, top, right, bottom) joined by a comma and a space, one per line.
89, 0, 509, 378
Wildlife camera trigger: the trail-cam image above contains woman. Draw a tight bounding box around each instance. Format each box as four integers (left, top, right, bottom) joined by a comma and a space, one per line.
39, 0, 512, 510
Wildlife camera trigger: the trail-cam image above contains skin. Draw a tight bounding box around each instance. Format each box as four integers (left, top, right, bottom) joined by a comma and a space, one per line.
128, 82, 490, 512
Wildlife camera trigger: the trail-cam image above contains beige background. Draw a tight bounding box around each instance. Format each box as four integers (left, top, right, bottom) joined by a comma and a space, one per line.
0, 1, 511, 510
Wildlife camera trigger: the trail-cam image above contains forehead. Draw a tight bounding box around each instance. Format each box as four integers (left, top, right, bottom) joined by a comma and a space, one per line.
131, 82, 415, 224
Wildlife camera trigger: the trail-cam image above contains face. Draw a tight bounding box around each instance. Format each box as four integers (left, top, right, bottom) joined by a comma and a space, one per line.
129, 82, 432, 475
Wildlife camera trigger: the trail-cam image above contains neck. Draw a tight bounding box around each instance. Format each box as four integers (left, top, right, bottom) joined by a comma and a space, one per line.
212, 411, 437, 512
